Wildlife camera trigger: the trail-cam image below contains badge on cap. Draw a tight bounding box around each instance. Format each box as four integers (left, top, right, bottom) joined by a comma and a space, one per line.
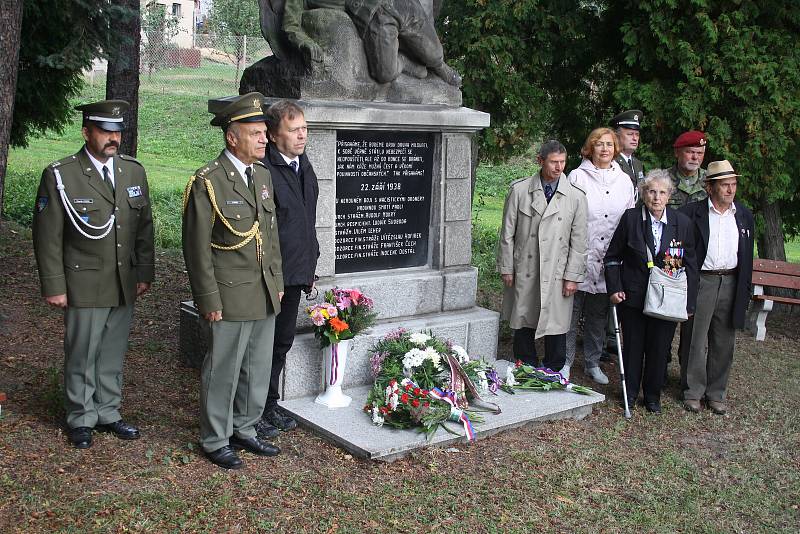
126, 186, 142, 198
261, 184, 270, 200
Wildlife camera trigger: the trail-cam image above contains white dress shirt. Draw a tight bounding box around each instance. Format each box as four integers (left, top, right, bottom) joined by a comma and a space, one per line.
702, 198, 739, 270
650, 210, 667, 254
223, 149, 252, 186
279, 152, 300, 169
85, 148, 115, 188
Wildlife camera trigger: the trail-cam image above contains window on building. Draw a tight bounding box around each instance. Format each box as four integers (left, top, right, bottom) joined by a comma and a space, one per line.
172, 3, 181, 18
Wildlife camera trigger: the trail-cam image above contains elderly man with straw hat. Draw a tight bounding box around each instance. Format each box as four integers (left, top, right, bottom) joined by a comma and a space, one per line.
678, 160, 754, 415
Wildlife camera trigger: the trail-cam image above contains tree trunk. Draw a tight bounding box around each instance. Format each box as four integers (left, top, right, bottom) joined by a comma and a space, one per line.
0, 0, 24, 221
758, 199, 786, 261
106, 0, 141, 157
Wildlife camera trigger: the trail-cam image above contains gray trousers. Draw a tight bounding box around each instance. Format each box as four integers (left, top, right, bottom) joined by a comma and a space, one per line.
680, 274, 737, 402
200, 316, 275, 452
64, 305, 134, 428
565, 291, 607, 370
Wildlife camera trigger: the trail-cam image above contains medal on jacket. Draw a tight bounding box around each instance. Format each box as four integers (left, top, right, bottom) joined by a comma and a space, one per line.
261, 184, 270, 200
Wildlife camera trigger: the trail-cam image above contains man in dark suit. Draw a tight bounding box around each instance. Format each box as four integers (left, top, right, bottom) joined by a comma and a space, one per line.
678, 160, 754, 415
256, 100, 320, 437
610, 109, 646, 192
33, 100, 154, 449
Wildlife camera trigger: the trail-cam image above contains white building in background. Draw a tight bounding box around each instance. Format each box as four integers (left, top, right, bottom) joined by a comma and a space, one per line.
142, 0, 199, 49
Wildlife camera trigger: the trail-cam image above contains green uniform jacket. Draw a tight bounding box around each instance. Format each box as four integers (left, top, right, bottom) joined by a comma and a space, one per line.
182, 152, 283, 320
668, 165, 707, 208
614, 154, 645, 189
32, 149, 155, 307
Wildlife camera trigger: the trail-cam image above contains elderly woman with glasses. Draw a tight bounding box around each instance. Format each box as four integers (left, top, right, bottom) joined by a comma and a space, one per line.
563, 127, 635, 384
604, 170, 698, 413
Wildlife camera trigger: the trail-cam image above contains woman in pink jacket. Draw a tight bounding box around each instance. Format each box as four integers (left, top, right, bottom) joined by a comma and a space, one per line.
563, 127, 635, 384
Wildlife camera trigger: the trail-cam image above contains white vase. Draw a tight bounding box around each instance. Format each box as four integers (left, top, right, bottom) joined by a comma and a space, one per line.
314, 339, 352, 409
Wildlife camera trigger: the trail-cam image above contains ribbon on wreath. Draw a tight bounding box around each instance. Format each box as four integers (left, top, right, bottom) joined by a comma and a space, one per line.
329, 343, 340, 386
534, 367, 581, 392
429, 387, 476, 441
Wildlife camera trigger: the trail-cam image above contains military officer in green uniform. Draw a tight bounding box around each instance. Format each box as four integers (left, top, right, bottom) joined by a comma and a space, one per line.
668, 130, 708, 207
32, 100, 154, 449
182, 92, 284, 470
610, 109, 646, 191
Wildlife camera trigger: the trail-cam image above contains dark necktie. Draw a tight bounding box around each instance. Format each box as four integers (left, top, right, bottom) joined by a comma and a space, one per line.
245, 167, 255, 198
544, 183, 554, 203
102, 165, 114, 194
289, 160, 299, 174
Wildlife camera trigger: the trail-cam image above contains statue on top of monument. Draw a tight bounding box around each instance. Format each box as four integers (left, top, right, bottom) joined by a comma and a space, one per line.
259, 0, 462, 87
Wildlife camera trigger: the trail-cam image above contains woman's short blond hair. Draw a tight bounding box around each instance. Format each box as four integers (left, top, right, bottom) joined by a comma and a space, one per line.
580, 127, 621, 160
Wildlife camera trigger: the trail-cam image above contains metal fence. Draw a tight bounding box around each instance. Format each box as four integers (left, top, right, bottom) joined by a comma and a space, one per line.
85, 33, 272, 97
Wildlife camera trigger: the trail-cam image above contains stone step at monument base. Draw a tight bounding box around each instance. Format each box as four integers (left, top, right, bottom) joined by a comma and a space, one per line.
280, 362, 605, 461
280, 306, 500, 401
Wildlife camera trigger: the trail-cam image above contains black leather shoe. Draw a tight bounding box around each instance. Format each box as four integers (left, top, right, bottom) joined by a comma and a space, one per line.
68, 427, 93, 449
264, 407, 297, 431
230, 435, 280, 457
255, 418, 280, 439
205, 446, 244, 470
96, 419, 140, 440
645, 401, 662, 414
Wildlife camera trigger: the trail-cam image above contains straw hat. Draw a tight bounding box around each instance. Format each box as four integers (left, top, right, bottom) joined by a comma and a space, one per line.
705, 160, 740, 181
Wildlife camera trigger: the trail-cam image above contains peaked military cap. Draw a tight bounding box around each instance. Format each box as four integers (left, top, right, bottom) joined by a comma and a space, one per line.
75, 99, 129, 131
610, 109, 643, 130
673, 130, 707, 148
210, 92, 267, 129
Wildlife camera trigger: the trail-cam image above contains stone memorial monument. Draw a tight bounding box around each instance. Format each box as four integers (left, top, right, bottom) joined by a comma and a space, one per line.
182, 0, 498, 406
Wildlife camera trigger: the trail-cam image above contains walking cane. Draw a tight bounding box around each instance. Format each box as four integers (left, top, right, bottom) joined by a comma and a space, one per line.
611, 305, 631, 418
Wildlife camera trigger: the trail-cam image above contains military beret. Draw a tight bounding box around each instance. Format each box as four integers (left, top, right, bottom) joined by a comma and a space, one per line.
210, 92, 267, 129
75, 99, 129, 132
610, 109, 643, 130
705, 160, 740, 181
673, 130, 707, 148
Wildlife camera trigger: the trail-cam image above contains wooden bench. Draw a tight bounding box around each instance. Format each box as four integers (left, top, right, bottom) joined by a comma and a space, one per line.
748, 259, 800, 341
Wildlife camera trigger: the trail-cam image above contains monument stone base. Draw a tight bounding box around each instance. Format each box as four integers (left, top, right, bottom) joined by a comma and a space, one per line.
281, 361, 605, 461
184, 98, 497, 406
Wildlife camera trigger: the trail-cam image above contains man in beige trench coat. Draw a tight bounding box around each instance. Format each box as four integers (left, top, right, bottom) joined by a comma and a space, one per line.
497, 140, 588, 371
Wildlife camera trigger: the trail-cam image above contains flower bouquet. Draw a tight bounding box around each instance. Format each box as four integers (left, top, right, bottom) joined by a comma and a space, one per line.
364, 329, 500, 440
307, 287, 377, 408
306, 287, 377, 348
501, 361, 595, 395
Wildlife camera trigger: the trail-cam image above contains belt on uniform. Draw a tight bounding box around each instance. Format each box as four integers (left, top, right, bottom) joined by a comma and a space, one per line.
700, 268, 737, 276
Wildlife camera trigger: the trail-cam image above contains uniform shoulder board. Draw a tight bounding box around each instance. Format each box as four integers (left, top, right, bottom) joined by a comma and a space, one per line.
118, 154, 144, 167
195, 159, 220, 178
50, 154, 79, 169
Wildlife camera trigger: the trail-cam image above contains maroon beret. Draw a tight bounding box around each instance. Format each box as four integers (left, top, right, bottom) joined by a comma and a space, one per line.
673, 130, 707, 148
